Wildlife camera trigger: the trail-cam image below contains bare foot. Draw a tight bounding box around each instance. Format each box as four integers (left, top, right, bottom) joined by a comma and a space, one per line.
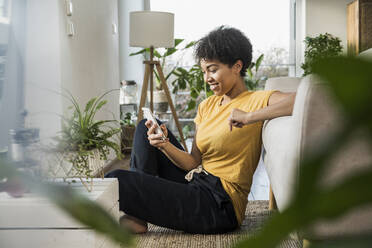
120, 215, 148, 234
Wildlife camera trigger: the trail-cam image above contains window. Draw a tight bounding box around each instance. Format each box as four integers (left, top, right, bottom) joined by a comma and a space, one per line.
150, 0, 295, 137
0, 0, 11, 104
0, 0, 11, 24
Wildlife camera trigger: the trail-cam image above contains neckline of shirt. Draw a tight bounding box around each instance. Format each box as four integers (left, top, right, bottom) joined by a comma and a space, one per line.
218, 90, 250, 107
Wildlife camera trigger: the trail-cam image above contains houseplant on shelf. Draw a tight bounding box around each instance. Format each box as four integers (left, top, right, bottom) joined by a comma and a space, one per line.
130, 38, 195, 112
301, 33, 343, 76
52, 90, 122, 192
171, 63, 212, 114
120, 112, 135, 153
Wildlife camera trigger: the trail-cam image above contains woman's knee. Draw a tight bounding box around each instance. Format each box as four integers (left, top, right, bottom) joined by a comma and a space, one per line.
135, 118, 163, 138
135, 119, 148, 134
105, 169, 126, 179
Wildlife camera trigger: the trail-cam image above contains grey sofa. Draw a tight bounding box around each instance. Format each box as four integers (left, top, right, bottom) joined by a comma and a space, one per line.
262, 49, 372, 242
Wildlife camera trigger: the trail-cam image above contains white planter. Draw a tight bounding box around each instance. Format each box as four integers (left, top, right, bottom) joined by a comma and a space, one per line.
152, 90, 169, 112
0, 178, 120, 248
50, 149, 105, 178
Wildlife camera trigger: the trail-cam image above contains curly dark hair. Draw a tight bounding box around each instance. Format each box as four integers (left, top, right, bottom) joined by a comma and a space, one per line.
194, 26, 253, 77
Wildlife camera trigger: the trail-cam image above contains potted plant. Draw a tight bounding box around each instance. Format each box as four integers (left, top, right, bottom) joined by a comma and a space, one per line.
52, 90, 122, 191
130, 39, 195, 112
171, 63, 212, 113
244, 54, 267, 90
120, 112, 135, 153
301, 33, 343, 76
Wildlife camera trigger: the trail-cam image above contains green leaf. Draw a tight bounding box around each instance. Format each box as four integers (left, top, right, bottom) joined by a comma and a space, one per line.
129, 48, 147, 56
255, 54, 264, 73
164, 47, 177, 57
184, 41, 196, 49
206, 90, 213, 97
95, 100, 107, 111
312, 57, 372, 123
84, 98, 96, 113
190, 90, 198, 99
186, 100, 196, 112
174, 38, 184, 47
246, 68, 253, 79
153, 50, 162, 58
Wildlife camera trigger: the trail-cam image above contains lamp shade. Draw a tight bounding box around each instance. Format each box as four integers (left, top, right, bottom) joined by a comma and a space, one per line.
130, 11, 174, 48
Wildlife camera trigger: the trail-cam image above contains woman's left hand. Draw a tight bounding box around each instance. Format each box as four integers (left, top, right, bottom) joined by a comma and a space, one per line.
228, 108, 251, 131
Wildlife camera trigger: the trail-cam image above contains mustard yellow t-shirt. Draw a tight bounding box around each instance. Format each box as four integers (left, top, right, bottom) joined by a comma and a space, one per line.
194, 90, 276, 226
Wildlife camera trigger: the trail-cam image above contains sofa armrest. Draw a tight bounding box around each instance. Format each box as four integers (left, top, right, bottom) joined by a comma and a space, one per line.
262, 116, 297, 210
265, 76, 301, 92
262, 77, 301, 210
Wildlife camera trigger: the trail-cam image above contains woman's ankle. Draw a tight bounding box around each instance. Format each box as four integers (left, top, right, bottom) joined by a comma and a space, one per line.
120, 215, 148, 234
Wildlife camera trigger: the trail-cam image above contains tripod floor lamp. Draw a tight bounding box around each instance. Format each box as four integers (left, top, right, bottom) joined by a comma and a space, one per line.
130, 11, 188, 152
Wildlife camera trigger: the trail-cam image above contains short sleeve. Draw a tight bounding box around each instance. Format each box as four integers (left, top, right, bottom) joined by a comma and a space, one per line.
249, 90, 278, 110
194, 102, 203, 125
194, 100, 205, 125
261, 90, 278, 107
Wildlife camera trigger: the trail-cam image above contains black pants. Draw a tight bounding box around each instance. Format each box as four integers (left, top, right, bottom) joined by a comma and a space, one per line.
105, 119, 238, 234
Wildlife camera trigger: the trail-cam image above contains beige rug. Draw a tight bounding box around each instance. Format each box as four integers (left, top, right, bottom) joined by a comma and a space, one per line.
134, 200, 301, 248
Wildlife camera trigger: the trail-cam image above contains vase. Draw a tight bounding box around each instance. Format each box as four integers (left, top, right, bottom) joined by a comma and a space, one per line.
121, 125, 135, 151
45, 149, 106, 180
153, 90, 169, 113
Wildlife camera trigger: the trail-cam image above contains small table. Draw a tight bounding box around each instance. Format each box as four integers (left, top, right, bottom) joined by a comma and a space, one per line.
0, 178, 120, 248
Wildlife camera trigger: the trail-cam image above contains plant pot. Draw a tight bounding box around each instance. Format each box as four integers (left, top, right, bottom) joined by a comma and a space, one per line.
121, 125, 135, 150
152, 90, 169, 113
46, 149, 106, 180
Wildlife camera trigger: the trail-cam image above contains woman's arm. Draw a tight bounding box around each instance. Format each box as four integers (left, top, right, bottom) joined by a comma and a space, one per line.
228, 92, 296, 130
146, 121, 201, 171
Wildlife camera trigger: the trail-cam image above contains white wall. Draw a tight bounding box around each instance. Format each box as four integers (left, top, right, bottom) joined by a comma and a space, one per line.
306, 0, 353, 51
24, 0, 62, 142
295, 0, 307, 77
0, 0, 27, 148
118, 0, 145, 92
57, 0, 120, 122
295, 0, 354, 77
21, 0, 121, 146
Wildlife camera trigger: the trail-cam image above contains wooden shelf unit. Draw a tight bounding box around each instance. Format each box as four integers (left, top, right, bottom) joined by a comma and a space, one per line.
347, 0, 372, 55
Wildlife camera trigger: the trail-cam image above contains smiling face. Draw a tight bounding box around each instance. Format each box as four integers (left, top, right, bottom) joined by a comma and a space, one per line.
200, 59, 243, 97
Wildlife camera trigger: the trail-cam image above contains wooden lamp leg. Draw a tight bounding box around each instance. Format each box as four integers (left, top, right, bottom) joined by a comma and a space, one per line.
269, 185, 278, 210
137, 63, 151, 124
303, 239, 311, 248
156, 63, 188, 153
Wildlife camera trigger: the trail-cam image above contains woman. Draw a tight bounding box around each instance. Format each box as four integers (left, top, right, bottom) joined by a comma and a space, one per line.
106, 26, 295, 234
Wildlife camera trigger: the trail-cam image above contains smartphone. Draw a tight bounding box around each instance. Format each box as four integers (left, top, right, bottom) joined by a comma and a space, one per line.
142, 108, 166, 140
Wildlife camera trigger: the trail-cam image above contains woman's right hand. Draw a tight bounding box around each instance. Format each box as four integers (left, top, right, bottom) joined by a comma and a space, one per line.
145, 120, 169, 149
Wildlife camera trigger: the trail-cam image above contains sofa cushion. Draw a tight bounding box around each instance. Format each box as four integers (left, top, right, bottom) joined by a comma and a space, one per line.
262, 76, 302, 210
262, 116, 297, 210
